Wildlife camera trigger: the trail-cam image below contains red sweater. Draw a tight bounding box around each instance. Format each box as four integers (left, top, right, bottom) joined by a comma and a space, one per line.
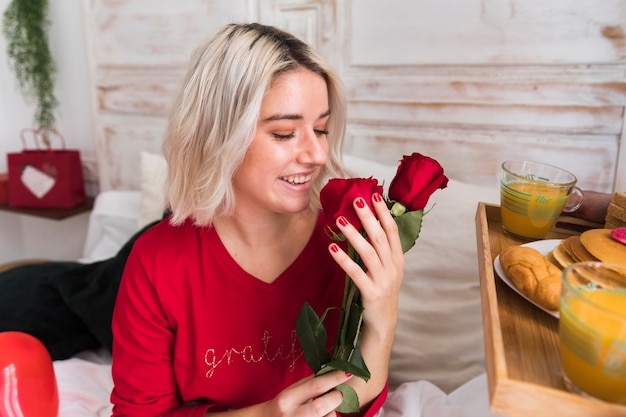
110, 214, 387, 416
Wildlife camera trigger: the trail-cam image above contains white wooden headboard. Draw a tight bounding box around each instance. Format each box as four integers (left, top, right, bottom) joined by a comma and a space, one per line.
82, 0, 626, 193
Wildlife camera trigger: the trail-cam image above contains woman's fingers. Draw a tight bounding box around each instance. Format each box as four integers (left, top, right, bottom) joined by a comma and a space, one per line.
308, 390, 343, 417
328, 194, 404, 327
330, 194, 403, 282
370, 193, 403, 256
275, 371, 351, 416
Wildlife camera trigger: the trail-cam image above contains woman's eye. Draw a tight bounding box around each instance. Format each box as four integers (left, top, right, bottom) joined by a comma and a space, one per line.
272, 132, 295, 140
314, 129, 329, 137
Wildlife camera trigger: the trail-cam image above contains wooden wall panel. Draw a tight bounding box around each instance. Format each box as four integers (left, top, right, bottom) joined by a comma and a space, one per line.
83, 0, 626, 194
254, 0, 339, 66
344, 127, 617, 192
95, 69, 183, 116
88, 0, 249, 67
346, 78, 626, 108
342, 0, 626, 193
349, 0, 626, 66
98, 114, 168, 190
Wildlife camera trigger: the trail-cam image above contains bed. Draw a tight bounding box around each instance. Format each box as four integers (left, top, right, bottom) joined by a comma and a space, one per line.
6, 2, 624, 413
30, 150, 502, 417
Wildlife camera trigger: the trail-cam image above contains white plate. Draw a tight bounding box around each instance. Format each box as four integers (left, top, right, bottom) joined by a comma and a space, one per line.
493, 239, 562, 319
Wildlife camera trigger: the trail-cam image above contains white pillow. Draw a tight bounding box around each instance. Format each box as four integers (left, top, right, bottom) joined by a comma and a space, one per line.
343, 154, 500, 393
137, 151, 168, 230
342, 153, 396, 191
81, 190, 142, 262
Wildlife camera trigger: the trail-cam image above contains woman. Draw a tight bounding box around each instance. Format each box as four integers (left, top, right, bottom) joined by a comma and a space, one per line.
110, 23, 404, 417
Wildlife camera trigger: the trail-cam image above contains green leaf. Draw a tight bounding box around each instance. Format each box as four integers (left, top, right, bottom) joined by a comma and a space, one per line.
347, 348, 370, 381
390, 201, 407, 217
335, 383, 360, 413
316, 353, 370, 381
394, 209, 424, 253
295, 303, 330, 373
344, 302, 364, 350
3, 0, 58, 131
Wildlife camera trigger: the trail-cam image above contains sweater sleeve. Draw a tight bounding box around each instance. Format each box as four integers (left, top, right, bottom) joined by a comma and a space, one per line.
110, 248, 212, 417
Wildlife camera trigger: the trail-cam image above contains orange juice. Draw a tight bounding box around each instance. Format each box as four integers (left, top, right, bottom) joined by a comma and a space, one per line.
560, 290, 626, 404
500, 182, 569, 239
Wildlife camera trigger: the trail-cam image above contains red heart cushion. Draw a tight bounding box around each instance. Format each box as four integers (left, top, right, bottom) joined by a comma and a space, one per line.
0, 332, 58, 417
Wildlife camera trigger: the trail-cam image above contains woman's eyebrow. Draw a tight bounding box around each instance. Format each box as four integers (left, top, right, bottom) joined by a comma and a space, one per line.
261, 110, 330, 123
319, 110, 330, 119
262, 113, 302, 122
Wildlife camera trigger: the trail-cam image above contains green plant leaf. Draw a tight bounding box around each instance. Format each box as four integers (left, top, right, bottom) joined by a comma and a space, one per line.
334, 383, 360, 413
316, 354, 370, 381
347, 348, 370, 381
390, 201, 407, 217
345, 302, 364, 349
3, 0, 58, 132
394, 209, 424, 253
295, 303, 330, 373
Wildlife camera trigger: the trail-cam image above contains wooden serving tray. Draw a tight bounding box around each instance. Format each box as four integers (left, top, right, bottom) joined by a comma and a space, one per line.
475, 202, 626, 417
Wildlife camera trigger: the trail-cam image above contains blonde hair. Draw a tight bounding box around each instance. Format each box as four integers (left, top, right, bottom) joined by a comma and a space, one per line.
162, 23, 347, 226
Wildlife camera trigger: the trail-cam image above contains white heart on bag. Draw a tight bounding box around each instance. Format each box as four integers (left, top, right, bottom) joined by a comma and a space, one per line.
21, 164, 56, 198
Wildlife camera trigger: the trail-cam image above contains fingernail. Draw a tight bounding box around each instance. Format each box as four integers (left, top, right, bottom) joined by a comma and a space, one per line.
330, 243, 339, 253
373, 193, 382, 203
355, 198, 365, 208
345, 372, 352, 377
338, 216, 348, 227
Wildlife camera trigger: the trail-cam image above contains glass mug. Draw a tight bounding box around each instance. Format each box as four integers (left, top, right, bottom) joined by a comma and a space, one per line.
500, 160, 584, 240
559, 262, 626, 405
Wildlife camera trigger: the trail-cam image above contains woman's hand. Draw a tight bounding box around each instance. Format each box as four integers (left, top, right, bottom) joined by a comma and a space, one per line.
267, 371, 351, 417
326, 192, 404, 407
568, 190, 612, 224
329, 192, 405, 330
209, 371, 351, 417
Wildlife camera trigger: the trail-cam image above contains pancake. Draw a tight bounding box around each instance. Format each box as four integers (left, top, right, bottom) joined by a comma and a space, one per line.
561, 236, 580, 261
552, 241, 576, 268
545, 250, 562, 269
569, 235, 599, 262
579, 228, 626, 267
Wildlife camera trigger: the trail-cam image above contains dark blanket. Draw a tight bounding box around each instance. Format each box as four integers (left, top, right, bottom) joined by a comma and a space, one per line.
0, 220, 158, 360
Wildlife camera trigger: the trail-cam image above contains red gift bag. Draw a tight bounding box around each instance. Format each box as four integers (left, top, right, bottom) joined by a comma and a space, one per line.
7, 127, 86, 208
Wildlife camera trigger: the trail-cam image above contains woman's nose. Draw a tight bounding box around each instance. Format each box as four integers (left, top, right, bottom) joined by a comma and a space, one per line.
298, 131, 327, 165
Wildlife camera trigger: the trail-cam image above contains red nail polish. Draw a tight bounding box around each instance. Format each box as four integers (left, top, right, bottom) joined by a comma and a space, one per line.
345, 372, 352, 377
373, 193, 382, 203
338, 216, 348, 227
356, 198, 365, 208
330, 243, 339, 253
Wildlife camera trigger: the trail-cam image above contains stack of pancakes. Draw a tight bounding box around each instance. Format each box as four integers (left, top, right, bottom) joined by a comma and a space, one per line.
547, 228, 626, 270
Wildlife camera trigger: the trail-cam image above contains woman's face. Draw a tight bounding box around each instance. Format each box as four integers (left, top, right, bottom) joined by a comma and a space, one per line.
233, 67, 330, 216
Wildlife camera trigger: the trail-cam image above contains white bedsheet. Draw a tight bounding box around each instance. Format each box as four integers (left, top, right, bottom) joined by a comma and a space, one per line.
54, 350, 113, 417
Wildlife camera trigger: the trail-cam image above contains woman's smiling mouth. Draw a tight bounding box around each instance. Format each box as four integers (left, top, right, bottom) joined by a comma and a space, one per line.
280, 174, 312, 185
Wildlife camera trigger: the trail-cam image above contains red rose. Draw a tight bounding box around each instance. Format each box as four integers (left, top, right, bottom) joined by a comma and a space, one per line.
320, 178, 383, 233
389, 153, 449, 211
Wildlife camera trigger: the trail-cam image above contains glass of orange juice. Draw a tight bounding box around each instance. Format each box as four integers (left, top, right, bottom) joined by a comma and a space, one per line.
560, 262, 626, 405
500, 160, 583, 240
